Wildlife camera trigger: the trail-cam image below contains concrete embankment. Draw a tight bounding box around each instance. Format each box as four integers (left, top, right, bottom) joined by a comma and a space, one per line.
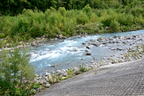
35, 59, 144, 96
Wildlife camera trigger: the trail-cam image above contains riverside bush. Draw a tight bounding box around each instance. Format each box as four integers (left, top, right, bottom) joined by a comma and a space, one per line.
0, 45, 35, 95
0, 5, 144, 42
77, 12, 89, 25
0, 33, 5, 38
110, 20, 120, 32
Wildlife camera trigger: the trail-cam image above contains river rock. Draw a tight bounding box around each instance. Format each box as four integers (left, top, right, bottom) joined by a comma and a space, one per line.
36, 88, 40, 92
86, 52, 91, 55
85, 50, 88, 52
102, 41, 108, 45
45, 83, 51, 88
86, 46, 90, 49
59, 34, 63, 39
89, 39, 95, 42
62, 36, 67, 39
63, 72, 67, 77
125, 35, 131, 39
117, 47, 124, 51
43, 80, 47, 84
18, 45, 23, 48
31, 42, 37, 46
36, 37, 41, 40
41, 35, 46, 38
45, 72, 50, 76
54, 38, 58, 40
116, 39, 120, 43
113, 35, 118, 38
82, 43, 86, 45
97, 37, 105, 42
91, 42, 100, 47
74, 67, 80, 75
109, 37, 113, 40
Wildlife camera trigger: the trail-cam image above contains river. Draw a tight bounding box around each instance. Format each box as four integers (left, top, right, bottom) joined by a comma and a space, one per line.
30, 30, 144, 74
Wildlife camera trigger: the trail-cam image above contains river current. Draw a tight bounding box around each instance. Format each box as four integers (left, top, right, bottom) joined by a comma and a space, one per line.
30, 30, 144, 74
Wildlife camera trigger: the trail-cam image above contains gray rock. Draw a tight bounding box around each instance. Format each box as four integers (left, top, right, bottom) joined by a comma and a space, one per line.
109, 37, 113, 40
97, 37, 105, 42
85, 50, 89, 52
43, 80, 47, 84
59, 34, 63, 39
125, 35, 131, 39
41, 35, 46, 38
81, 58, 84, 60
63, 72, 67, 77
38, 80, 44, 85
111, 48, 116, 50
36, 37, 41, 40
102, 41, 108, 45
62, 36, 67, 39
45, 83, 51, 88
55, 38, 58, 40
31, 42, 37, 46
89, 39, 95, 42
117, 47, 124, 51
82, 43, 86, 45
91, 42, 100, 47
115, 40, 120, 43
74, 67, 80, 75
36, 88, 40, 92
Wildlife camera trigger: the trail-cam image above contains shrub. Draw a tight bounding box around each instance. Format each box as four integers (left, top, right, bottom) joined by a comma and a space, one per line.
0, 33, 5, 38
102, 15, 114, 27
77, 12, 89, 25
58, 7, 67, 16
136, 15, 144, 26
66, 69, 75, 78
110, 19, 120, 32
79, 64, 87, 72
48, 73, 61, 84
0, 45, 35, 95
83, 4, 92, 13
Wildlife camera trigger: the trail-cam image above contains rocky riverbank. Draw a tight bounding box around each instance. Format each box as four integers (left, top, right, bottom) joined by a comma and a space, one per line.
0, 34, 68, 52
27, 33, 144, 94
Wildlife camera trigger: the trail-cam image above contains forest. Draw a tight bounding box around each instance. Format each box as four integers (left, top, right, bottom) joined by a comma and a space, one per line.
1, 0, 144, 15
0, 0, 144, 47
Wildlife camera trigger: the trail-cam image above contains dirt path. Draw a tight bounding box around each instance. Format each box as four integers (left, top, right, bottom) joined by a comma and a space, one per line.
35, 59, 144, 96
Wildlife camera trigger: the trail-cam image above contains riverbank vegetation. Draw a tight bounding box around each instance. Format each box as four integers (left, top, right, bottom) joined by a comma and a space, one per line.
0, 44, 37, 95
0, 0, 144, 48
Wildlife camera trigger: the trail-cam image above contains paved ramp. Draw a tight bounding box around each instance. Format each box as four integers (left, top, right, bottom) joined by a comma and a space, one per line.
35, 59, 144, 96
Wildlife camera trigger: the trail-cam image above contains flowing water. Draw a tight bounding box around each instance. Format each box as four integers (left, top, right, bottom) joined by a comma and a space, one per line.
30, 30, 144, 74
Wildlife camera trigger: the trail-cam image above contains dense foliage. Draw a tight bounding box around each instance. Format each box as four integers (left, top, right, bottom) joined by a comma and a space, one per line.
0, 0, 144, 47
1, 0, 144, 15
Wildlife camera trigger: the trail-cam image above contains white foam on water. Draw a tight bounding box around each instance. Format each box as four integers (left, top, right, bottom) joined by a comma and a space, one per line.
30, 50, 62, 62
58, 40, 78, 47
